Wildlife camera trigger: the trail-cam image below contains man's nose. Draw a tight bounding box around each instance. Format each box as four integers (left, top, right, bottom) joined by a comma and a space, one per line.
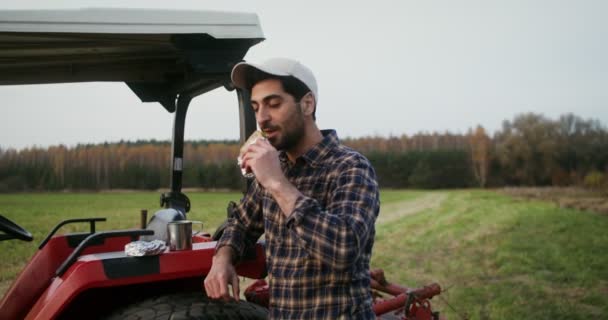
256, 106, 271, 123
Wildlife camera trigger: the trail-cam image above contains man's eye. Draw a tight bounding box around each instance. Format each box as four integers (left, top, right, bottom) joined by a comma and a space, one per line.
268, 100, 282, 108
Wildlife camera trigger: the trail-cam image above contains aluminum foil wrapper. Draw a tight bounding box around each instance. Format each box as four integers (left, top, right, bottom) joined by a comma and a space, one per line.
125, 240, 166, 256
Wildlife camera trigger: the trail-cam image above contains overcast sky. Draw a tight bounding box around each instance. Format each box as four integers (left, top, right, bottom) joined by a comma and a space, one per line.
1, 0, 607, 150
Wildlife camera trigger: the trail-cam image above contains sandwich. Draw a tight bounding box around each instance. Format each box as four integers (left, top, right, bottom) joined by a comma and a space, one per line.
237, 130, 266, 178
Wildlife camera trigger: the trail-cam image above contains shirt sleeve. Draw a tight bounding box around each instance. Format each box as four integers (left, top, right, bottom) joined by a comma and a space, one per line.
285, 156, 380, 271
215, 181, 265, 262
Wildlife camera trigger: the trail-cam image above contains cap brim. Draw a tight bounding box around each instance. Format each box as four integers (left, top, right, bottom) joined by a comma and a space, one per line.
230, 61, 290, 90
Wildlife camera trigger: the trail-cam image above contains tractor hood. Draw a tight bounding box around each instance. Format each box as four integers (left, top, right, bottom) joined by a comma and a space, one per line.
0, 8, 264, 111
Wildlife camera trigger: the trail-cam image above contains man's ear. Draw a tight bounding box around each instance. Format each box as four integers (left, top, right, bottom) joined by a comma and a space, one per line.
300, 92, 316, 117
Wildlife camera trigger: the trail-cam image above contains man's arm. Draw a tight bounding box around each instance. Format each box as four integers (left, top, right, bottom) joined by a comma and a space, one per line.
214, 182, 265, 262
204, 183, 264, 300
242, 138, 379, 270
265, 177, 299, 217
283, 158, 380, 270
204, 246, 239, 300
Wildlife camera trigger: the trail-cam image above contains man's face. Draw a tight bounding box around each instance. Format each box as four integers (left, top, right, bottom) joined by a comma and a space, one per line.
250, 78, 305, 151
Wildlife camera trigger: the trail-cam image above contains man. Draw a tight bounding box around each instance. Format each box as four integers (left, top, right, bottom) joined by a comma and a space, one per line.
204, 57, 380, 319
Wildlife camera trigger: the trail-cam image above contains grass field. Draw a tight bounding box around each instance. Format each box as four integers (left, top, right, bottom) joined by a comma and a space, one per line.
1, 189, 607, 319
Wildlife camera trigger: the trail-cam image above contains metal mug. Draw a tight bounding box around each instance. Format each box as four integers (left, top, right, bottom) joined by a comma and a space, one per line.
166, 220, 202, 251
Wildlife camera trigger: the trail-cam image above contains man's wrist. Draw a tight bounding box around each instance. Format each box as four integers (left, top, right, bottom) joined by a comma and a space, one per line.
266, 178, 300, 217
266, 176, 290, 196
214, 246, 235, 265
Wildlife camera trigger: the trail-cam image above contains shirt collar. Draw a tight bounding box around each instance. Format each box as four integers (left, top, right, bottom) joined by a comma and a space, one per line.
279, 129, 339, 167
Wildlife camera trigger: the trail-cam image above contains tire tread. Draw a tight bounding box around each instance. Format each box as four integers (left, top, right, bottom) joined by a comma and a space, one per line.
104, 292, 268, 320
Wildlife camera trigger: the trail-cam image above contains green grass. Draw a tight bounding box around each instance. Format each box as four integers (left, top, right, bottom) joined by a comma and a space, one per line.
371, 190, 608, 319
1, 190, 607, 319
378, 189, 427, 203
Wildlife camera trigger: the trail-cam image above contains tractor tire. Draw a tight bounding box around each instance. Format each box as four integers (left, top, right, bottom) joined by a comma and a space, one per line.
103, 292, 268, 320
377, 312, 404, 320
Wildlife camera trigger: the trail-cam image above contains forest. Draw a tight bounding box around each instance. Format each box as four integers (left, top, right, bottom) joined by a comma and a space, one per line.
1, 113, 607, 192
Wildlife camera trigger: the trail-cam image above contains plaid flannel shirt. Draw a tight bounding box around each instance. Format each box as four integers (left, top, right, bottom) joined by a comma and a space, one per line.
216, 129, 380, 319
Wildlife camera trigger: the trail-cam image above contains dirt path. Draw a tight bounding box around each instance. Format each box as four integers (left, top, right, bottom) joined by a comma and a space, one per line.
376, 192, 447, 225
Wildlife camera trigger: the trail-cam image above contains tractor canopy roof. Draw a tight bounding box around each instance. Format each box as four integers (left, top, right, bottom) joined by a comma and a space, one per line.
0, 8, 264, 111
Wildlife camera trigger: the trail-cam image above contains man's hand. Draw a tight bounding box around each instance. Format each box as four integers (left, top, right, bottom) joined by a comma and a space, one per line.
204, 247, 239, 301
241, 138, 301, 216
240, 138, 285, 190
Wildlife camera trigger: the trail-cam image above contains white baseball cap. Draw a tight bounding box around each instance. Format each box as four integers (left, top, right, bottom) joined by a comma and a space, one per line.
231, 57, 318, 102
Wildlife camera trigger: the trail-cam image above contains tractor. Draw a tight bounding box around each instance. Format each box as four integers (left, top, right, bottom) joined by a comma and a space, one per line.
0, 8, 443, 319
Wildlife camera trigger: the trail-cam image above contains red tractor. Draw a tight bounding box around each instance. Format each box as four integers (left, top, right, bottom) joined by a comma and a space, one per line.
0, 8, 443, 320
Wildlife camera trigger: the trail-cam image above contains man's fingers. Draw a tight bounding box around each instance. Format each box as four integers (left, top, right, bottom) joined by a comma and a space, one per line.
204, 278, 214, 298
255, 138, 273, 150
231, 275, 240, 300
217, 277, 230, 299
241, 157, 254, 176
241, 143, 271, 168
204, 253, 239, 301
206, 278, 220, 299
243, 141, 270, 157
204, 274, 231, 300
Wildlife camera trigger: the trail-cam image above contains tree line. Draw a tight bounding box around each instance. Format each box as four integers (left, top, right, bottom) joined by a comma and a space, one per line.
1, 113, 606, 192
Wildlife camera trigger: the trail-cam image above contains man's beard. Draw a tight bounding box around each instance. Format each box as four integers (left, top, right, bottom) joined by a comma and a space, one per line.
266, 103, 306, 151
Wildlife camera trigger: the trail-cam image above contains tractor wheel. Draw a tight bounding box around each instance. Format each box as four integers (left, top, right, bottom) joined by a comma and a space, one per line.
103, 292, 268, 320
377, 312, 404, 320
